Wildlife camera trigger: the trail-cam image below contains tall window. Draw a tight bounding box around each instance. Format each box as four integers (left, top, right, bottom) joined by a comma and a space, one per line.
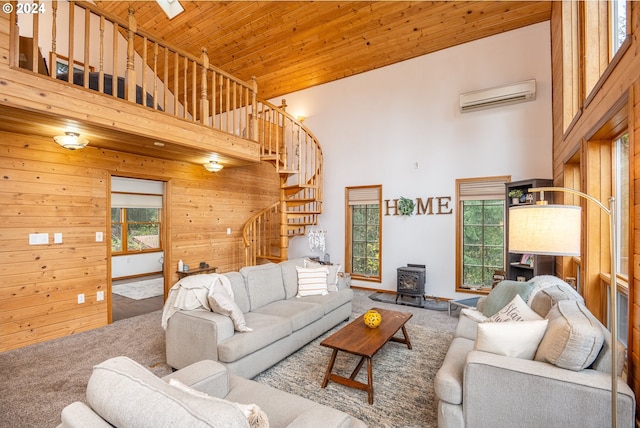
456, 177, 509, 291
615, 133, 629, 277
610, 0, 627, 58
345, 185, 382, 282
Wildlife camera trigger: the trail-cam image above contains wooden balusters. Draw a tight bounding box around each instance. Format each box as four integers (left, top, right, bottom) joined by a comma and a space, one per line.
83, 7, 90, 88
125, 7, 136, 103
98, 15, 104, 93
200, 48, 209, 124
67, 1, 74, 83
50, 1, 57, 78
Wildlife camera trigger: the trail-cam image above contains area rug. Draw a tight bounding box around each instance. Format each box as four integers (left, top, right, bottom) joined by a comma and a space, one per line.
253, 323, 452, 428
112, 277, 164, 300
369, 292, 450, 311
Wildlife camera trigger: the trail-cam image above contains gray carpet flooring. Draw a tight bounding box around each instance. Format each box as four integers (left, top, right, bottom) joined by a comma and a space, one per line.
0, 289, 459, 428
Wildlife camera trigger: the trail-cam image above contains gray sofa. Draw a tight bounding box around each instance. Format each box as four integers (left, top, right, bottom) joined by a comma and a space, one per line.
434, 276, 636, 428
57, 356, 366, 428
165, 258, 353, 378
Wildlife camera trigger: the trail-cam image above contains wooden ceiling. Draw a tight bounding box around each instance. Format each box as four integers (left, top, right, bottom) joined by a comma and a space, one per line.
92, 1, 552, 101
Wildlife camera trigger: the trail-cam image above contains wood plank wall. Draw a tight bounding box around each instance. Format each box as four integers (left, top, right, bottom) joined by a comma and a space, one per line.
0, 132, 278, 352
550, 1, 640, 419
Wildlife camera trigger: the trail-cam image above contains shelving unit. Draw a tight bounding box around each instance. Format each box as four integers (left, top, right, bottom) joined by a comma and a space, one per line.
505, 178, 555, 281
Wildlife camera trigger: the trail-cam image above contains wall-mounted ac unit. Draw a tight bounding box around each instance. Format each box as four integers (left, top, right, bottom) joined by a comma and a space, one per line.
459, 79, 536, 113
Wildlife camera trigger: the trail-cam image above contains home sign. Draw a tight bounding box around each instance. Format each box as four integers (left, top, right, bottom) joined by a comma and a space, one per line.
384, 196, 453, 216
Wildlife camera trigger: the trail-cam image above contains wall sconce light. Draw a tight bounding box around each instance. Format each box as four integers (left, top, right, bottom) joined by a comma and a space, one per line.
203, 161, 224, 172
53, 132, 89, 150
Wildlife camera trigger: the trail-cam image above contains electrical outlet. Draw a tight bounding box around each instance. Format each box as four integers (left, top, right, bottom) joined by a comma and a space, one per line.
96, 291, 105, 301
227, 227, 231, 235
95, 231, 103, 242
77, 293, 85, 304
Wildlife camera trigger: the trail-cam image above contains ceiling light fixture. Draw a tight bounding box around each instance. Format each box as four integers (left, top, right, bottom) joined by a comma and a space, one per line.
53, 132, 89, 150
156, 0, 184, 19
203, 161, 224, 173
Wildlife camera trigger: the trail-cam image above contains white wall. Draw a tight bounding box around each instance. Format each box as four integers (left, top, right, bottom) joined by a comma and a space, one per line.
280, 22, 552, 299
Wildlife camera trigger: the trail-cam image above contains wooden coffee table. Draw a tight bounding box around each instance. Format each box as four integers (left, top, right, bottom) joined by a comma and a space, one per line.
320, 307, 413, 404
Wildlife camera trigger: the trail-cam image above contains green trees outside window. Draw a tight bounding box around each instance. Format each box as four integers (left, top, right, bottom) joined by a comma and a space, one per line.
111, 207, 161, 254
351, 204, 380, 277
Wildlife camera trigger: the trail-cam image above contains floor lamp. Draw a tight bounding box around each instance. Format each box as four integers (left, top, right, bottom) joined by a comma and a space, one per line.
508, 186, 619, 428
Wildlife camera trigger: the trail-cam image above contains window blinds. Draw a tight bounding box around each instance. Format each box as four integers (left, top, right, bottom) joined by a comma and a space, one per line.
347, 186, 381, 205
458, 178, 507, 201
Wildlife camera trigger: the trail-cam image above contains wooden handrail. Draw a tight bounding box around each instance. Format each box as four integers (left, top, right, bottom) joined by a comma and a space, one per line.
10, 1, 257, 141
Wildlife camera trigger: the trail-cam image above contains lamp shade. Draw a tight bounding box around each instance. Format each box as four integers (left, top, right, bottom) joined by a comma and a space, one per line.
508, 205, 581, 256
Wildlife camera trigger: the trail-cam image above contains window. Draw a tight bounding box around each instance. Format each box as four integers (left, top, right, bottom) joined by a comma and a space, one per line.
610, 0, 627, 58
345, 185, 382, 282
614, 133, 629, 277
111, 207, 162, 254
456, 177, 509, 291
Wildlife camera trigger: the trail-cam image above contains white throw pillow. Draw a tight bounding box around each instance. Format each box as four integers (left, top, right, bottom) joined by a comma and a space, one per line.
168, 379, 269, 428
207, 282, 252, 332
475, 319, 549, 360
304, 260, 342, 292
296, 266, 329, 297
489, 294, 543, 322
461, 308, 489, 323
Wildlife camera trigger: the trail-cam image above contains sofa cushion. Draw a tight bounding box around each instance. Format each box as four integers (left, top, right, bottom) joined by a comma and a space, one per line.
217, 312, 292, 363
224, 272, 251, 314
169, 378, 269, 428
482, 280, 535, 317
489, 294, 543, 322
279, 258, 307, 299
475, 319, 548, 360
241, 264, 286, 311
86, 356, 249, 428
208, 282, 252, 332
534, 300, 604, 371
528, 275, 584, 317
434, 337, 475, 405
296, 288, 353, 315
253, 300, 325, 331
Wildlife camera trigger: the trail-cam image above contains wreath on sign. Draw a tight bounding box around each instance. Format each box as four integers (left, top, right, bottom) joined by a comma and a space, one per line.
398, 196, 415, 216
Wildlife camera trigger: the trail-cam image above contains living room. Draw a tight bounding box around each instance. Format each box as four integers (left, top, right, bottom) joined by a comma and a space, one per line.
1, 1, 639, 426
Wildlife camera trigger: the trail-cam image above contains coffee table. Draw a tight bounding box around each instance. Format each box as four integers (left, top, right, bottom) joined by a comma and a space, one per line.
320, 307, 413, 404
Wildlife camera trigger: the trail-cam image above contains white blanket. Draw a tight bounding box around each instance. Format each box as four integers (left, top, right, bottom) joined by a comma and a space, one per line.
161, 273, 233, 329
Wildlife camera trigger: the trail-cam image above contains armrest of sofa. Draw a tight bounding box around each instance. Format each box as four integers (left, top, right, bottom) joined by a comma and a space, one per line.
58, 402, 113, 428
162, 359, 230, 398
463, 350, 635, 428
165, 310, 235, 369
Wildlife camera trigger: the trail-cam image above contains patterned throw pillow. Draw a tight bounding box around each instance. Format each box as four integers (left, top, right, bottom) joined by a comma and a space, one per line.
304, 259, 342, 292
296, 266, 329, 297
489, 294, 543, 322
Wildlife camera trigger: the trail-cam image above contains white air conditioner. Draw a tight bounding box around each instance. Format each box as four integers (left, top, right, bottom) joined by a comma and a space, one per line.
459, 79, 536, 113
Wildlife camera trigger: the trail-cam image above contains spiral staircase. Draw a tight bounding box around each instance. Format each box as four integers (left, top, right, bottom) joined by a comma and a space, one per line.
243, 99, 323, 266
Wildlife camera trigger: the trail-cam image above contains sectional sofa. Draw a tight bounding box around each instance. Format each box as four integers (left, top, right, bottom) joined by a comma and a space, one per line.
434, 276, 636, 428
164, 258, 353, 378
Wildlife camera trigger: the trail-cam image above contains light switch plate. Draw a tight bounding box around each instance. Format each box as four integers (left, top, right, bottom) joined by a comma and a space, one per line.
96, 291, 105, 301
54, 233, 62, 244
96, 232, 103, 242
29, 233, 48, 245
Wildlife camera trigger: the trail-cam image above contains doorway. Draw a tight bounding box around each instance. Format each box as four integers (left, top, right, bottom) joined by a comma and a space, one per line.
110, 176, 166, 321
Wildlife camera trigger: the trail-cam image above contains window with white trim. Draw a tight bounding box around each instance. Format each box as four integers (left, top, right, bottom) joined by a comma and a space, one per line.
345, 185, 382, 282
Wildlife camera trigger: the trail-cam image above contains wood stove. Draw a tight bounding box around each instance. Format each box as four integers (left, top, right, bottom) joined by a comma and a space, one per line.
396, 264, 426, 303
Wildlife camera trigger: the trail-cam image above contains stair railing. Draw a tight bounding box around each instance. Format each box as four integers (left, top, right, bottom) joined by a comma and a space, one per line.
243, 99, 324, 264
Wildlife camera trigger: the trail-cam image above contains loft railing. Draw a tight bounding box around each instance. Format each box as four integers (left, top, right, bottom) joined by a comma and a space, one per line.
8, 0, 257, 140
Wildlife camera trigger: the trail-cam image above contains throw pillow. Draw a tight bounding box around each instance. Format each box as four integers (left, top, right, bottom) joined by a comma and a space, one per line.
482, 280, 535, 317
527, 275, 585, 318
296, 266, 329, 297
489, 294, 543, 322
475, 319, 548, 360
304, 259, 342, 292
534, 300, 604, 371
207, 282, 252, 332
169, 379, 269, 428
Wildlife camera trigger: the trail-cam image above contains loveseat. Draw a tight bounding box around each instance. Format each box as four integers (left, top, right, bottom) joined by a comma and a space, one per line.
434, 276, 635, 428
57, 356, 366, 428
164, 258, 353, 378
